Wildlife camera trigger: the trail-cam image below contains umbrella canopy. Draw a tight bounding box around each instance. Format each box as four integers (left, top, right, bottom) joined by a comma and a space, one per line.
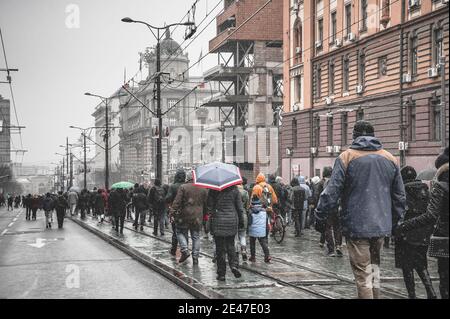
69, 186, 81, 193
111, 181, 135, 189
193, 162, 242, 191
417, 168, 437, 181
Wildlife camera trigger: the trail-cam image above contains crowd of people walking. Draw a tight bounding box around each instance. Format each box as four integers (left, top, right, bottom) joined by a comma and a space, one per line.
2, 120, 447, 299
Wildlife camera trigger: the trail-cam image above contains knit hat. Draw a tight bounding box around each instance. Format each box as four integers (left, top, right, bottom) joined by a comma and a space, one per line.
251, 195, 261, 206
400, 166, 417, 183
353, 120, 375, 139
322, 166, 333, 178
435, 147, 449, 169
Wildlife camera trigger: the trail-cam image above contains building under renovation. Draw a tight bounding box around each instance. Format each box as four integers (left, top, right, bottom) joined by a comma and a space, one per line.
203, 0, 284, 180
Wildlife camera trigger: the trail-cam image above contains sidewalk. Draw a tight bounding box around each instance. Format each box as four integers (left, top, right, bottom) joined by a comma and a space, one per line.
70, 214, 440, 299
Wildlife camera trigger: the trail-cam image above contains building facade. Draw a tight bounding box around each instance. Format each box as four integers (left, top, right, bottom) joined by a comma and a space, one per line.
0, 95, 11, 168
204, 0, 284, 180
282, 0, 449, 180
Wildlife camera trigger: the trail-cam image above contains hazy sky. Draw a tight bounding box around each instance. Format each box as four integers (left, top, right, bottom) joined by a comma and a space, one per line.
0, 0, 220, 166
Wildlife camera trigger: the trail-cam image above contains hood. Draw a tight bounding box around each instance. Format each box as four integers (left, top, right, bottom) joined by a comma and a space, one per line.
436, 163, 449, 183
174, 170, 186, 183
298, 176, 306, 184
251, 204, 264, 214
256, 173, 266, 184
350, 136, 383, 151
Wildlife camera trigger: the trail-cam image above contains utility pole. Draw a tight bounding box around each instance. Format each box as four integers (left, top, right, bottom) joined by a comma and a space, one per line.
62, 158, 65, 192
66, 137, 69, 191
156, 28, 163, 181
105, 98, 110, 190
69, 153, 73, 189
440, 56, 447, 149
83, 133, 87, 190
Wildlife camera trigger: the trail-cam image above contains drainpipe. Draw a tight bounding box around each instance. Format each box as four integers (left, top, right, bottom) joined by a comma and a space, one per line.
399, 0, 406, 167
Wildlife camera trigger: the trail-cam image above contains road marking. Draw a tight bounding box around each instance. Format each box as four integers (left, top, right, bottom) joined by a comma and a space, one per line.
28, 238, 47, 248
8, 222, 14, 228
13, 217, 18, 222
1, 229, 7, 236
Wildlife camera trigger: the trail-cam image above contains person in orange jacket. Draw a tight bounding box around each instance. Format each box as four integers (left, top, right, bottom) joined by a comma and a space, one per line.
251, 173, 278, 211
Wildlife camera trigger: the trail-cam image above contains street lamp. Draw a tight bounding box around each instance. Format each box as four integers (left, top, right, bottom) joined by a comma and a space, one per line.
55, 153, 66, 191
69, 126, 92, 190
121, 17, 194, 182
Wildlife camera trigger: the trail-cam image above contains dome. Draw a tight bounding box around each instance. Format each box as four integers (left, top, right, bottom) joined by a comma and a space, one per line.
160, 29, 182, 56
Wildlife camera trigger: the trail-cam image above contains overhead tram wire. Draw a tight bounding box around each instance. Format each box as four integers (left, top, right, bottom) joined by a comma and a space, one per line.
0, 27, 24, 152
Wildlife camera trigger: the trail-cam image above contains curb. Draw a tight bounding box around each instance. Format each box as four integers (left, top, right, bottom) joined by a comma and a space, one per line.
69, 217, 224, 299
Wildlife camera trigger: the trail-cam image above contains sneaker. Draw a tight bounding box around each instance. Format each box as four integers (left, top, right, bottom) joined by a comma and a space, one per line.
264, 256, 272, 263
249, 256, 256, 262
231, 268, 242, 278
153, 231, 157, 236
336, 247, 343, 257
170, 247, 177, 256
140, 226, 144, 231
179, 252, 191, 263
242, 252, 248, 262
216, 274, 226, 281
160, 232, 165, 236
326, 250, 336, 257
319, 243, 325, 248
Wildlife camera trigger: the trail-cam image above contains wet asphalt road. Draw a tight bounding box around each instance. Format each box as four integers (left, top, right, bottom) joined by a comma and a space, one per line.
0, 207, 193, 299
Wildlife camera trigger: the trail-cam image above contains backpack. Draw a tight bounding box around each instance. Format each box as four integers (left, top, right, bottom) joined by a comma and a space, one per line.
292, 187, 305, 210
260, 184, 272, 208
154, 187, 165, 205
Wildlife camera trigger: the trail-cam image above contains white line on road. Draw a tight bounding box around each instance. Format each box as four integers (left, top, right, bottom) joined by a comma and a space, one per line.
8, 222, 14, 228
1, 229, 7, 236
13, 217, 18, 222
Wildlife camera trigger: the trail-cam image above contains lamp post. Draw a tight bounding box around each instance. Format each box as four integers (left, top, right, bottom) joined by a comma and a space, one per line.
121, 17, 194, 181
70, 126, 92, 190
85, 92, 110, 190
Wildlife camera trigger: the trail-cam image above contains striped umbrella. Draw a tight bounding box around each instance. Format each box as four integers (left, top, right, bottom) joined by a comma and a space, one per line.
193, 162, 243, 191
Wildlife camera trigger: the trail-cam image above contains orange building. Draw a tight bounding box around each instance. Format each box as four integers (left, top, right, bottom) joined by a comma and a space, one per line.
282, 0, 449, 180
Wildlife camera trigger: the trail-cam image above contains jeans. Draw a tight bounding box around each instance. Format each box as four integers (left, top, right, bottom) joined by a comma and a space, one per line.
287, 209, 292, 225
325, 211, 342, 252
134, 210, 146, 227
346, 237, 384, 299
26, 207, 31, 219
56, 209, 65, 228
32, 208, 38, 220
292, 209, 303, 235
250, 236, 269, 258
215, 236, 237, 276
438, 258, 449, 299
177, 227, 200, 258
114, 215, 125, 233
153, 208, 165, 235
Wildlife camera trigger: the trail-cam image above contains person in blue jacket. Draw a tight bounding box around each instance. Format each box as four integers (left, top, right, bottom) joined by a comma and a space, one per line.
315, 120, 406, 299
248, 196, 271, 263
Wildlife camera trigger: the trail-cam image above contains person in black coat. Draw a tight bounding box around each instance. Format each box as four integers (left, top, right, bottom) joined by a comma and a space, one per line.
207, 185, 245, 281
148, 179, 167, 236
394, 166, 437, 299
132, 186, 149, 231
55, 191, 69, 229
397, 147, 449, 299
109, 188, 127, 234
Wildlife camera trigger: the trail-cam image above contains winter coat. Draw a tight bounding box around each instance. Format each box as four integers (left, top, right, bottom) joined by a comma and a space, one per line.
30, 197, 41, 210
42, 196, 54, 211
108, 190, 127, 217
55, 195, 68, 210
78, 192, 89, 209
316, 136, 406, 238
248, 204, 268, 238
237, 184, 249, 231
94, 193, 105, 210
290, 185, 306, 211
172, 182, 208, 230
132, 191, 148, 212
207, 186, 245, 237
166, 170, 186, 205
68, 191, 78, 205
311, 180, 325, 207
251, 174, 278, 206
400, 163, 449, 241
298, 177, 312, 211
148, 185, 167, 212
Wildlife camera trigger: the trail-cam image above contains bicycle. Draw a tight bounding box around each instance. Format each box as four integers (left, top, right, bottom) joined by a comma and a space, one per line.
268, 206, 286, 244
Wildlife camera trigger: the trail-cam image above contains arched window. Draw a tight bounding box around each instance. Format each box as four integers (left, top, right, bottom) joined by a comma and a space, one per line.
293, 19, 302, 64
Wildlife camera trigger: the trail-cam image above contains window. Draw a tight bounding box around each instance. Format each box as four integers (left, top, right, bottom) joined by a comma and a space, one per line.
317, 18, 324, 47
341, 112, 348, 145
430, 95, 442, 141
295, 76, 302, 103
330, 11, 337, 43
343, 55, 350, 92
358, 49, 366, 87
292, 118, 298, 147
314, 115, 321, 147
432, 22, 443, 68
407, 98, 416, 142
316, 65, 322, 98
327, 115, 334, 146
360, 0, 368, 32
294, 19, 302, 64
357, 107, 364, 121
328, 60, 335, 95
409, 31, 418, 76
345, 3, 352, 37
378, 56, 388, 77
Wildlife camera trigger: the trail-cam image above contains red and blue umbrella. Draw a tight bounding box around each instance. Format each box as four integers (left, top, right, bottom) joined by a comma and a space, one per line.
193, 162, 243, 191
